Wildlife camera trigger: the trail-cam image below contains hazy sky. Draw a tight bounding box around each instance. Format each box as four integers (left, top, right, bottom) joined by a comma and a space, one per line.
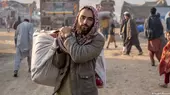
13, 0, 170, 14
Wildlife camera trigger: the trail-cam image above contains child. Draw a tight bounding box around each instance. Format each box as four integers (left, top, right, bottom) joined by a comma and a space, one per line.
106, 21, 118, 49
159, 32, 170, 88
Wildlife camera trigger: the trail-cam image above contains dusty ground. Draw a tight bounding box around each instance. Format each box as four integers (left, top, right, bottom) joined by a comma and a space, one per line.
0, 29, 170, 95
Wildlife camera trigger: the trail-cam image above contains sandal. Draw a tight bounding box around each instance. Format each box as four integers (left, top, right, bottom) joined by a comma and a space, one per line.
159, 83, 168, 88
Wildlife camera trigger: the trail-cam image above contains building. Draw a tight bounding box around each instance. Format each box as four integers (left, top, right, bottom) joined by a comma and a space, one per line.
0, 0, 39, 27
0, 1, 38, 20
40, 0, 80, 30
96, 0, 115, 12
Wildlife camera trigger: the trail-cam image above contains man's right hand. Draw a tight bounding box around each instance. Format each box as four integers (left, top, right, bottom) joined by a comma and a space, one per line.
50, 33, 58, 38
59, 26, 72, 38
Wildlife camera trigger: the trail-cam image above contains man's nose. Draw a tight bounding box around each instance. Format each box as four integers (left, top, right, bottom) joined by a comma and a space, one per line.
83, 18, 88, 24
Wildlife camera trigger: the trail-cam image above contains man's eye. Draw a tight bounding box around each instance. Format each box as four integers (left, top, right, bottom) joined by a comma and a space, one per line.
81, 16, 86, 20
88, 18, 94, 21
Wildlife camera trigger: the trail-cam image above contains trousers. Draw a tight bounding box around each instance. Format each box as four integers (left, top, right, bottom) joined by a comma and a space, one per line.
14, 47, 31, 71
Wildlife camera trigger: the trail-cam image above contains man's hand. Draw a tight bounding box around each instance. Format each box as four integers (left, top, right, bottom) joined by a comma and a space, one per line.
128, 37, 131, 40
50, 33, 58, 38
59, 26, 72, 38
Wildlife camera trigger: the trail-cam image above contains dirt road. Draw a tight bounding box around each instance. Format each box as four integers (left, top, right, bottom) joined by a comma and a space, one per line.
0, 30, 170, 95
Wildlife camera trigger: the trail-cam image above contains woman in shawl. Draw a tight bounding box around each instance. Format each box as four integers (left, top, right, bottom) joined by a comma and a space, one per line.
159, 32, 170, 88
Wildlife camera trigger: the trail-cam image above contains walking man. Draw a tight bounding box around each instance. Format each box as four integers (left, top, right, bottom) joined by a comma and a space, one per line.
101, 17, 109, 40
120, 12, 143, 55
106, 17, 118, 49
156, 13, 167, 49
144, 7, 164, 66
14, 19, 34, 77
5, 15, 11, 32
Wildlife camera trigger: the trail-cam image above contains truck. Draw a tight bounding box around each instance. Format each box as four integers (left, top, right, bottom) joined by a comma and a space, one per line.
96, 0, 120, 28
40, 0, 79, 30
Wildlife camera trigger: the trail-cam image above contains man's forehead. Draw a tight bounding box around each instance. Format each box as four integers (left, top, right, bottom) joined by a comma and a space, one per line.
79, 8, 94, 18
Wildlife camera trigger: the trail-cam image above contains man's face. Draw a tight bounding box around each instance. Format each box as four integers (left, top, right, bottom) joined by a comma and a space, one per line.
77, 8, 94, 35
124, 15, 129, 20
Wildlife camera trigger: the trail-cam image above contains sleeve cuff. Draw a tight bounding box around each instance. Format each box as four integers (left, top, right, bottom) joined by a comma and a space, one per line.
64, 36, 76, 49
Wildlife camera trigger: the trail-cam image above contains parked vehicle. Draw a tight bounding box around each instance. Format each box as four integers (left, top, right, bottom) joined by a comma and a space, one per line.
40, 0, 79, 30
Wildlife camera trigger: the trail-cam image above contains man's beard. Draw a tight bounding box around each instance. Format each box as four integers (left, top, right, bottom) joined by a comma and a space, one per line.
78, 24, 93, 35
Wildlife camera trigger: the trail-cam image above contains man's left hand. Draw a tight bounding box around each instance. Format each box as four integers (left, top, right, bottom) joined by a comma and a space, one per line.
128, 36, 131, 40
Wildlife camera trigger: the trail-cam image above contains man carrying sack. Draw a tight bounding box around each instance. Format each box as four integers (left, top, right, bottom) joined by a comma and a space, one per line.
31, 6, 105, 95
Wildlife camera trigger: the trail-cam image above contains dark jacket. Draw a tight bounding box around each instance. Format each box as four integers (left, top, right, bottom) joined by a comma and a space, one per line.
52, 32, 105, 95
120, 19, 126, 35
144, 15, 163, 40
121, 19, 140, 46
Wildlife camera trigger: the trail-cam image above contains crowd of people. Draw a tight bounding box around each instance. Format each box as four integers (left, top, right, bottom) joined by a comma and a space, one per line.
9, 5, 170, 95
118, 7, 170, 88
